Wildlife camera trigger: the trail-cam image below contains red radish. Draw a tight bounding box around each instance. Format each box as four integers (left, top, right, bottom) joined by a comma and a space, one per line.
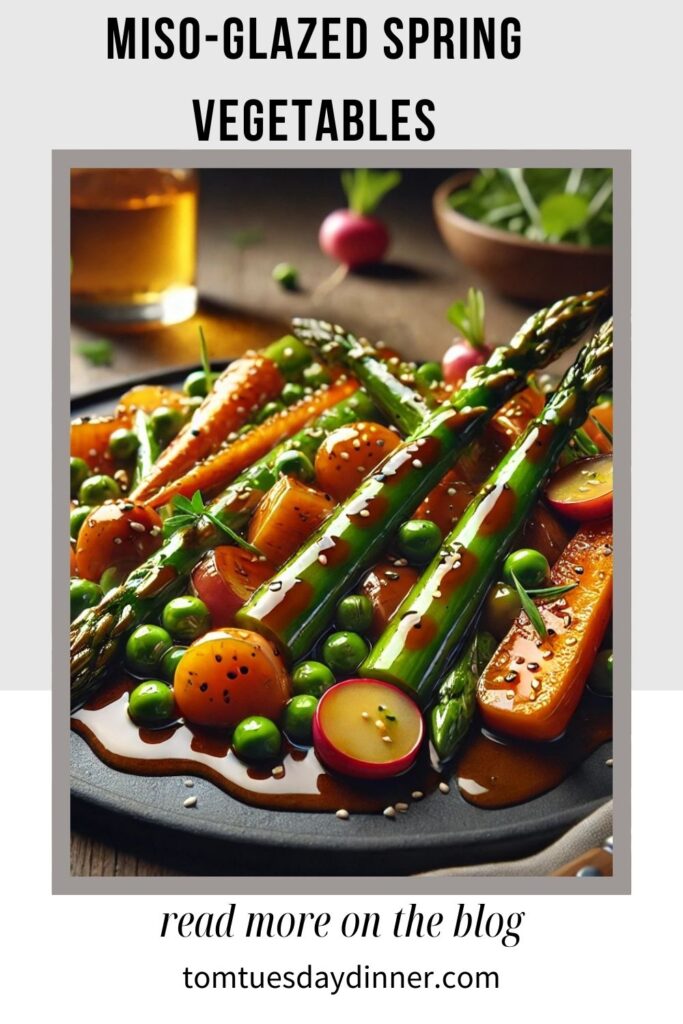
545, 454, 613, 522
318, 169, 401, 271
442, 286, 491, 385
442, 340, 490, 384
191, 546, 275, 626
313, 678, 424, 780
319, 210, 389, 268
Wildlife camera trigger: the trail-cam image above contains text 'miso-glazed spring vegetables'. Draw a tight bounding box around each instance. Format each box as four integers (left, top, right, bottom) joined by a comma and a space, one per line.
236, 290, 607, 662
69, 286, 614, 807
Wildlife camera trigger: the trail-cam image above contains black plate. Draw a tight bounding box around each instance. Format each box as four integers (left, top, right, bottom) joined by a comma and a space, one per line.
70, 369, 612, 876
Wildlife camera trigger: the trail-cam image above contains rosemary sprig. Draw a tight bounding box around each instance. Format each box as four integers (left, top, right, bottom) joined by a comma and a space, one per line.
163, 490, 263, 557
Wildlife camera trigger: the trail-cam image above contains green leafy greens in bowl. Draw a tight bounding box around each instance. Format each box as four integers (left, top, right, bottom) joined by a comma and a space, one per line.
449, 168, 613, 247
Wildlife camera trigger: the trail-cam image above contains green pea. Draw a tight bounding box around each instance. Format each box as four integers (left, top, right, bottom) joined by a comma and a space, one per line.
397, 519, 443, 565
161, 595, 211, 643
70, 578, 102, 621
335, 594, 373, 634
100, 564, 128, 592
108, 428, 140, 461
502, 548, 550, 589
481, 582, 522, 641
291, 660, 335, 698
150, 405, 185, 446
125, 624, 173, 676
70, 505, 92, 541
254, 400, 285, 424
414, 362, 443, 388
302, 362, 331, 389
128, 680, 176, 728
589, 650, 613, 697
272, 262, 299, 291
273, 449, 315, 482
183, 370, 219, 398
281, 382, 305, 406
232, 716, 282, 762
160, 645, 188, 683
78, 474, 120, 505
322, 631, 370, 676
70, 457, 90, 498
283, 694, 318, 745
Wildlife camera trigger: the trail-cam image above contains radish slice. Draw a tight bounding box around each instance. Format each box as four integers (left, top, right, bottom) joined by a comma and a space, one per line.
313, 678, 424, 779
546, 454, 613, 522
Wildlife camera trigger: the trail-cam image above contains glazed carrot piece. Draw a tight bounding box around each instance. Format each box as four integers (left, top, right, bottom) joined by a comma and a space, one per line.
477, 519, 613, 742
247, 476, 335, 566
71, 413, 133, 472
582, 401, 613, 453
146, 378, 358, 507
116, 384, 189, 415
131, 353, 284, 502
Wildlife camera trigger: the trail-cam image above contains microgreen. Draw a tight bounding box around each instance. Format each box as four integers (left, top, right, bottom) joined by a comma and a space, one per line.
163, 490, 263, 556
588, 412, 613, 445
77, 338, 113, 367
510, 572, 578, 640
446, 287, 486, 349
449, 168, 613, 247
231, 228, 264, 250
198, 324, 213, 394
341, 169, 401, 216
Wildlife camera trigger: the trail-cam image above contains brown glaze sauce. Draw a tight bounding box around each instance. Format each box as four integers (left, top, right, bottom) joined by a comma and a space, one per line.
72, 679, 611, 813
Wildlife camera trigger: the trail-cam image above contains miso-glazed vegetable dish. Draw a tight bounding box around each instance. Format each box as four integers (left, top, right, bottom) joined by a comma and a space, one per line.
70, 288, 614, 826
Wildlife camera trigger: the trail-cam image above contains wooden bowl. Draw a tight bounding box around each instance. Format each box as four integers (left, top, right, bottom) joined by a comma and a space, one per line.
433, 172, 612, 304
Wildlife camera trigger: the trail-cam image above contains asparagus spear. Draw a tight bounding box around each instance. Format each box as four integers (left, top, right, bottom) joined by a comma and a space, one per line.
237, 291, 606, 663
293, 318, 433, 434
362, 319, 613, 703
70, 389, 376, 709
430, 631, 497, 762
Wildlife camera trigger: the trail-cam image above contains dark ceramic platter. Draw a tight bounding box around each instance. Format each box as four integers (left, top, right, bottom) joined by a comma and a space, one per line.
70, 368, 612, 876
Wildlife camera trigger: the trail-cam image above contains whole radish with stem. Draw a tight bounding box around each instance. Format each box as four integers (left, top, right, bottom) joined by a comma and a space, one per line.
442, 287, 492, 385
318, 170, 401, 289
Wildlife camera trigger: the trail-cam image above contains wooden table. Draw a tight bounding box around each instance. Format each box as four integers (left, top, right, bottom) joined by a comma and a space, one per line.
70, 168, 537, 876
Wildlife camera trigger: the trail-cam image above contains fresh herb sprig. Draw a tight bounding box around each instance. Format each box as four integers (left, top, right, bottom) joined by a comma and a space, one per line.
163, 490, 263, 557
510, 571, 578, 640
446, 287, 486, 349
77, 338, 114, 367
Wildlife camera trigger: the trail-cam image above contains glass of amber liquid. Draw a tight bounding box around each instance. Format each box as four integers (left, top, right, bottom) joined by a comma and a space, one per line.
70, 168, 198, 328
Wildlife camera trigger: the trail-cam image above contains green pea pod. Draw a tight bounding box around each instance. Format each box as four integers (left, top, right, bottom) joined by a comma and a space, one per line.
430, 631, 497, 762
131, 409, 161, 491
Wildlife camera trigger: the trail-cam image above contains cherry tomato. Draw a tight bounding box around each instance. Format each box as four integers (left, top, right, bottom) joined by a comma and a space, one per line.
75, 500, 163, 582
545, 455, 613, 522
314, 421, 400, 500
173, 628, 290, 729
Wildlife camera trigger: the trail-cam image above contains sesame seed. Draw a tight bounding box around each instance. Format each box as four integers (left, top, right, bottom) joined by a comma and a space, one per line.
531, 679, 541, 691
318, 554, 328, 565
359, 509, 370, 518
272, 765, 285, 778
447, 487, 457, 496
605, 757, 613, 768
149, 526, 161, 537
113, 537, 123, 545
375, 719, 386, 732
411, 791, 424, 800
129, 521, 146, 533
566, 636, 578, 645
506, 690, 515, 700
284, 347, 294, 358
395, 802, 409, 812
383, 806, 396, 818
439, 782, 450, 795
183, 779, 194, 788
183, 796, 197, 808
340, 451, 350, 460
336, 808, 350, 820
381, 735, 393, 744
412, 459, 423, 469
361, 711, 370, 720
353, 439, 361, 450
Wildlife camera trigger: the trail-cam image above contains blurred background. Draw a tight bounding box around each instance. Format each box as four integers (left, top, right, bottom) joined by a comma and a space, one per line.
70, 167, 612, 395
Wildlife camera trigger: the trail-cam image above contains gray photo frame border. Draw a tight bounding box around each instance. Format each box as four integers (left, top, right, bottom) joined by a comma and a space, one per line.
54, 149, 630, 895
